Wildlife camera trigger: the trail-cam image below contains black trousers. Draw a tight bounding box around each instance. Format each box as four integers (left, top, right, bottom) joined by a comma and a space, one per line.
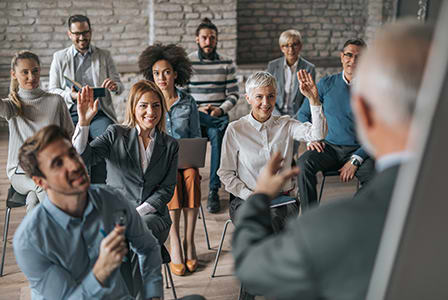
297, 141, 375, 211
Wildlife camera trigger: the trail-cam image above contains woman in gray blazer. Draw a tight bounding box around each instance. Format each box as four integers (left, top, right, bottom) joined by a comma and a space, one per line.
72, 80, 178, 244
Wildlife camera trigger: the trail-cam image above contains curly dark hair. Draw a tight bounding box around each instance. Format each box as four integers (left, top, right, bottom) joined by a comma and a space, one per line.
138, 44, 192, 87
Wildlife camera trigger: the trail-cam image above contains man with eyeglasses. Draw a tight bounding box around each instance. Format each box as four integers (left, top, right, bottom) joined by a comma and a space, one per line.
49, 14, 123, 184
267, 29, 315, 117
296, 38, 375, 211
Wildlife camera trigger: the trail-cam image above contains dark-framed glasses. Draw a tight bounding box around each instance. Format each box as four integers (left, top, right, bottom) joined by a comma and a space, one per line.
70, 30, 91, 37
343, 52, 360, 60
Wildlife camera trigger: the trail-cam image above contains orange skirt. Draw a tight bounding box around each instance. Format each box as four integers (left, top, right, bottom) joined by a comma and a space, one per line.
167, 168, 201, 210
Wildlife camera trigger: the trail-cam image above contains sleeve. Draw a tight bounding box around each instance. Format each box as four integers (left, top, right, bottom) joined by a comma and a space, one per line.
189, 96, 202, 138
13, 235, 108, 300
80, 125, 115, 167
48, 53, 74, 107
58, 97, 75, 137
72, 125, 90, 154
143, 140, 178, 211
290, 105, 327, 142
296, 76, 325, 123
122, 194, 163, 298
0, 98, 19, 120
105, 51, 124, 96
217, 126, 253, 200
353, 147, 369, 161
232, 193, 318, 299
219, 61, 239, 114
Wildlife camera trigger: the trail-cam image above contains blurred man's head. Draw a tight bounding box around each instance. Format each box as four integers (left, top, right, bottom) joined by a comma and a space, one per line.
352, 21, 433, 158
245, 71, 277, 123
19, 125, 90, 196
340, 38, 366, 82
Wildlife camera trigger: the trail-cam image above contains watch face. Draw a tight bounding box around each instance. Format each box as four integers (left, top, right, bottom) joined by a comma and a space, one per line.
352, 159, 361, 167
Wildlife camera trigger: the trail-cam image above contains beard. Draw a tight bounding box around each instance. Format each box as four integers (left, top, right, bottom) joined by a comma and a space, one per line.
198, 44, 217, 60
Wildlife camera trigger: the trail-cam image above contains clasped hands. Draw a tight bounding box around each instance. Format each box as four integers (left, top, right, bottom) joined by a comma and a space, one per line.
198, 104, 222, 117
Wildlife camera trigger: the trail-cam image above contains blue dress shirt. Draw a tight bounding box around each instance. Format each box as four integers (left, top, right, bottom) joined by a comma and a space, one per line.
13, 185, 162, 300
165, 89, 201, 139
297, 72, 368, 159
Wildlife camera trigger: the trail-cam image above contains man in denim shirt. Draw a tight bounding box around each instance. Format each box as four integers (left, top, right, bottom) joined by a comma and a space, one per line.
13, 125, 163, 300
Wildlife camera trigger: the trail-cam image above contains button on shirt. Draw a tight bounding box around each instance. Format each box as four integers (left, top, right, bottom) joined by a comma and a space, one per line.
13, 185, 163, 300
283, 58, 298, 114
73, 46, 94, 88
218, 105, 326, 200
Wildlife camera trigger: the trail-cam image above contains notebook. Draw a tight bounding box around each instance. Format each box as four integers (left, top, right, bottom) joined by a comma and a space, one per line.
177, 138, 208, 169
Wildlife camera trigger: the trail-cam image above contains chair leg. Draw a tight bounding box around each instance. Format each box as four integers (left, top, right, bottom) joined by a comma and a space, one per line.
163, 264, 170, 289
164, 263, 177, 299
199, 204, 211, 250
318, 175, 326, 203
210, 219, 232, 278
238, 283, 244, 300
1, 207, 11, 277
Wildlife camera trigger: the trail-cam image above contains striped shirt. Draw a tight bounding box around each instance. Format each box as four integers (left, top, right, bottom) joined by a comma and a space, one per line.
186, 51, 239, 114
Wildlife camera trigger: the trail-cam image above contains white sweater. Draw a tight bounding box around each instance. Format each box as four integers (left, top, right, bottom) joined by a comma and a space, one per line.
0, 87, 74, 179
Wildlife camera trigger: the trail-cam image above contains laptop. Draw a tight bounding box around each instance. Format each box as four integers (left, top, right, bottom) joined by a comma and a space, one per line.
177, 138, 208, 169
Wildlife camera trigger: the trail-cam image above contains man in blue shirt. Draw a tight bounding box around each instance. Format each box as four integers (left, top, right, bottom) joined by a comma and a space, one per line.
296, 38, 375, 210
13, 125, 163, 300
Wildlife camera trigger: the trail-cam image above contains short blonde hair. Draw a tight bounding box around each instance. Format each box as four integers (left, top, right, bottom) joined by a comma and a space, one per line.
123, 80, 167, 133
245, 71, 277, 96
279, 29, 302, 47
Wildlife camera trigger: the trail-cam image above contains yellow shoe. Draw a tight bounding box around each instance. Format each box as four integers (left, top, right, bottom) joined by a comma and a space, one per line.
186, 259, 198, 272
169, 262, 186, 276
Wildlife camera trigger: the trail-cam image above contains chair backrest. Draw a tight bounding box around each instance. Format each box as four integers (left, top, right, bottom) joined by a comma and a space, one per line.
6, 185, 27, 208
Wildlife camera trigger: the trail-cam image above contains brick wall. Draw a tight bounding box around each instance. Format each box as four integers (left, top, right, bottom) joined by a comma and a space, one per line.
152, 0, 237, 59
0, 0, 149, 70
237, 0, 369, 64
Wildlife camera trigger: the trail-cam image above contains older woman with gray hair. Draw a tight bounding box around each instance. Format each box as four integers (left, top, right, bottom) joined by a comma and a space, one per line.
218, 71, 326, 230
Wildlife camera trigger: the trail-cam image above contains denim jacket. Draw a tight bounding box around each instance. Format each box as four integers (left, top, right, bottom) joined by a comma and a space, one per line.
166, 89, 201, 139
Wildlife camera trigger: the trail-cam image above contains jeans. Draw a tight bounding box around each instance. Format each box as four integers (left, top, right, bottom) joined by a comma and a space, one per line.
70, 107, 114, 183
199, 111, 229, 190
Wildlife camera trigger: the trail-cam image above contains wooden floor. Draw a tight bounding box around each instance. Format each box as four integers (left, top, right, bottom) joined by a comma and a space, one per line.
0, 129, 358, 300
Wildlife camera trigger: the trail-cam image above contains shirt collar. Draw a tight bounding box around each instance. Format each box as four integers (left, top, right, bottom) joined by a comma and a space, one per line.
71, 44, 93, 57
42, 194, 94, 230
247, 113, 275, 131
136, 124, 156, 139
376, 151, 412, 172
283, 57, 299, 70
342, 71, 352, 86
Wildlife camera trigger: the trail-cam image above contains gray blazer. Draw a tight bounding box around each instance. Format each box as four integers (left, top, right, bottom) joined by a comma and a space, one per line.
48, 45, 123, 123
267, 56, 315, 116
233, 165, 400, 300
81, 125, 179, 224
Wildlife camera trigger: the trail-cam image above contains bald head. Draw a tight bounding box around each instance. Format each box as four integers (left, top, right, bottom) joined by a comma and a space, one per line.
353, 21, 433, 126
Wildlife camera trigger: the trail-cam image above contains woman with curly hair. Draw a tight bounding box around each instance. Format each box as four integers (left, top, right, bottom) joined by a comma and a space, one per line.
138, 44, 201, 276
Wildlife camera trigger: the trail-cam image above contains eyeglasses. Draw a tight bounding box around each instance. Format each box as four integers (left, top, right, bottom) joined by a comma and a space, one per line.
281, 43, 301, 49
70, 30, 91, 37
343, 52, 360, 60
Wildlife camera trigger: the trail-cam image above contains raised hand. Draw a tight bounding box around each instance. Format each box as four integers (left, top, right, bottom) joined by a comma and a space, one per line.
297, 69, 319, 105
77, 86, 98, 126
254, 152, 300, 199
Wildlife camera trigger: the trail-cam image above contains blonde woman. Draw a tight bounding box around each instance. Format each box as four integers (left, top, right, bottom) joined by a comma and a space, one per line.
1, 50, 74, 212
73, 80, 178, 245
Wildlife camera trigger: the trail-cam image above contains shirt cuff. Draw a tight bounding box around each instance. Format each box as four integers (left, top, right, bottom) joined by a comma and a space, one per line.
351, 154, 364, 164
72, 124, 90, 154
136, 202, 157, 216
84, 270, 108, 298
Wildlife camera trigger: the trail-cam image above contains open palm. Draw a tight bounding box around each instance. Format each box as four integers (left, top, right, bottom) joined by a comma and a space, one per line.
297, 69, 318, 101
77, 86, 99, 126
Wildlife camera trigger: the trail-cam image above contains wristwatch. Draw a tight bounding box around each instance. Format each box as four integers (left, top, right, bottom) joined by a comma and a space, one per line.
350, 157, 361, 167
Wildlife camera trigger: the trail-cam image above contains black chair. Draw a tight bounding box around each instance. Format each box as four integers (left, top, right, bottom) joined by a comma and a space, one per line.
318, 170, 360, 203
161, 245, 178, 300
198, 203, 211, 250
1, 185, 27, 277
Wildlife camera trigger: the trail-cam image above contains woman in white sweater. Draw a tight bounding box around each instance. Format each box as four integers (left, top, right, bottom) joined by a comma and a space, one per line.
1, 50, 74, 212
